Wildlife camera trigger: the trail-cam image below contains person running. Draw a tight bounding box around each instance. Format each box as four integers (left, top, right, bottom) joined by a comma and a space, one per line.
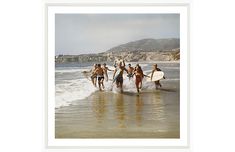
90, 64, 98, 87
102, 63, 114, 81
113, 61, 128, 93
94, 64, 105, 91
151, 64, 166, 89
133, 64, 144, 93
127, 64, 134, 80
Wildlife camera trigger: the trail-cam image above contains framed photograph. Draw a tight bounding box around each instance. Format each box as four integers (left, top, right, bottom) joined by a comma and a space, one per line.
45, 3, 189, 148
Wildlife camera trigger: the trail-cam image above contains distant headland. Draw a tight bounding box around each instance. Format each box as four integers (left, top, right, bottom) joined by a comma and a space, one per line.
55, 38, 180, 63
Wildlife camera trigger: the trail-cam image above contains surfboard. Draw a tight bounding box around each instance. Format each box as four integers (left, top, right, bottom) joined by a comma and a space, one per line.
146, 71, 164, 82
113, 68, 122, 82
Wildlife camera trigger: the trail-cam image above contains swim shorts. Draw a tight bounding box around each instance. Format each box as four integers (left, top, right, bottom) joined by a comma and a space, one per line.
127, 74, 133, 78
116, 76, 123, 83
97, 75, 104, 81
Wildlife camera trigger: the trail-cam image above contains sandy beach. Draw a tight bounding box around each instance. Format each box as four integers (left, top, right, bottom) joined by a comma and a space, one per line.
55, 80, 179, 138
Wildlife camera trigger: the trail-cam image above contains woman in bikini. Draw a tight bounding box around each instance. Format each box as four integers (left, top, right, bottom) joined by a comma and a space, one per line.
134, 64, 144, 93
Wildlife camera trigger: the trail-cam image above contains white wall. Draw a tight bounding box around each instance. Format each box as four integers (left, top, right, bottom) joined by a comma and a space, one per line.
0, 0, 235, 152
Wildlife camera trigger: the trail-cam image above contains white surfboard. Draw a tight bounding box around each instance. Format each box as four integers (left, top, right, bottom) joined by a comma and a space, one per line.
146, 71, 164, 82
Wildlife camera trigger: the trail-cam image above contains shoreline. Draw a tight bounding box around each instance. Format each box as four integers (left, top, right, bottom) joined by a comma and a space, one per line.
55, 60, 180, 65
55, 80, 180, 138
134, 60, 180, 64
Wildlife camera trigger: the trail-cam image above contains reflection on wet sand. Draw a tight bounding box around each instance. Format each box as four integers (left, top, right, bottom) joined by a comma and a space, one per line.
152, 91, 166, 122
115, 94, 126, 128
55, 81, 180, 138
92, 92, 106, 124
135, 95, 143, 127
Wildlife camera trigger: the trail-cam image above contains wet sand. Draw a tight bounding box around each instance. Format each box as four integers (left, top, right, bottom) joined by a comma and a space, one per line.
55, 80, 180, 138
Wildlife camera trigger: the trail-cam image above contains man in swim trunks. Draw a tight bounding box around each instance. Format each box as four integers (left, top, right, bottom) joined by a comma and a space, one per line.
102, 63, 114, 81
94, 64, 105, 91
134, 64, 144, 93
113, 61, 128, 93
151, 64, 166, 89
127, 64, 134, 80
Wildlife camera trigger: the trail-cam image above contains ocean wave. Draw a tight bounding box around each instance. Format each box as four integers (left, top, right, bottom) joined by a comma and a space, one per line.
55, 78, 98, 108
55, 77, 178, 108
55, 68, 91, 73
163, 67, 180, 70
55, 63, 179, 108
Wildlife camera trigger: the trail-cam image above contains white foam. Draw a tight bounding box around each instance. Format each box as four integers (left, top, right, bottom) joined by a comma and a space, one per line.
55, 78, 98, 108
111, 76, 158, 93
55, 71, 116, 108
163, 67, 180, 70
55, 76, 176, 108
55, 63, 179, 108
55, 68, 91, 73
162, 78, 180, 81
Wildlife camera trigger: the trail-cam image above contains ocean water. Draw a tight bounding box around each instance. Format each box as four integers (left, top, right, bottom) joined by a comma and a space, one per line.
55, 62, 180, 108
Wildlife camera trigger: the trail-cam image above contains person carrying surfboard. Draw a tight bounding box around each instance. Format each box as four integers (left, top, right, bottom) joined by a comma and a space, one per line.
94, 64, 105, 91
133, 64, 144, 93
151, 64, 166, 89
102, 63, 114, 82
113, 60, 128, 93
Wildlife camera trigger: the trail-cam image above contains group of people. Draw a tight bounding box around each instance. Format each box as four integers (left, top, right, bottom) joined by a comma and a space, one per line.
113, 60, 145, 93
85, 60, 165, 93
89, 63, 113, 90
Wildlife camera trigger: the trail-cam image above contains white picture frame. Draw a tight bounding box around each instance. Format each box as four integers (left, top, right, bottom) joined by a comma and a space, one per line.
45, 2, 190, 149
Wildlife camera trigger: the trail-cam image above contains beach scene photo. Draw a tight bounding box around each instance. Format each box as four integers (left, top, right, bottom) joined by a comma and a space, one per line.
54, 14, 180, 138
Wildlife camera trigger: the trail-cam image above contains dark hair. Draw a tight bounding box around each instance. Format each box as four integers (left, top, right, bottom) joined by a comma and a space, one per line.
103, 63, 106, 65
128, 64, 131, 66
97, 64, 101, 67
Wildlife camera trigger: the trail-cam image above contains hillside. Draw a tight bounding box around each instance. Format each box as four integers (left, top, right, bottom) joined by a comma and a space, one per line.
55, 38, 180, 63
107, 38, 179, 52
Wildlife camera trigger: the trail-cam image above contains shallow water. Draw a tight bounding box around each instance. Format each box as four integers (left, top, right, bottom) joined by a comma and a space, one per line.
55, 62, 179, 108
55, 80, 179, 138
55, 62, 180, 138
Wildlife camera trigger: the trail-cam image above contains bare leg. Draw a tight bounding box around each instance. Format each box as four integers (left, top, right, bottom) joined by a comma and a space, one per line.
116, 81, 119, 88
105, 74, 108, 82
158, 81, 162, 87
154, 81, 158, 89
91, 78, 95, 86
139, 81, 142, 89
155, 81, 162, 89
136, 81, 140, 93
101, 79, 105, 89
120, 82, 123, 93
136, 83, 139, 93
98, 80, 100, 90
94, 78, 97, 87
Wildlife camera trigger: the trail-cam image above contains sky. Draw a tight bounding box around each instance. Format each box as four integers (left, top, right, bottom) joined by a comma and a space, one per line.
55, 14, 179, 55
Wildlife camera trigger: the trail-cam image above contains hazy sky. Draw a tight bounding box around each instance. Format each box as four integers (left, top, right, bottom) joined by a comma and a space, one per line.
55, 14, 179, 55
